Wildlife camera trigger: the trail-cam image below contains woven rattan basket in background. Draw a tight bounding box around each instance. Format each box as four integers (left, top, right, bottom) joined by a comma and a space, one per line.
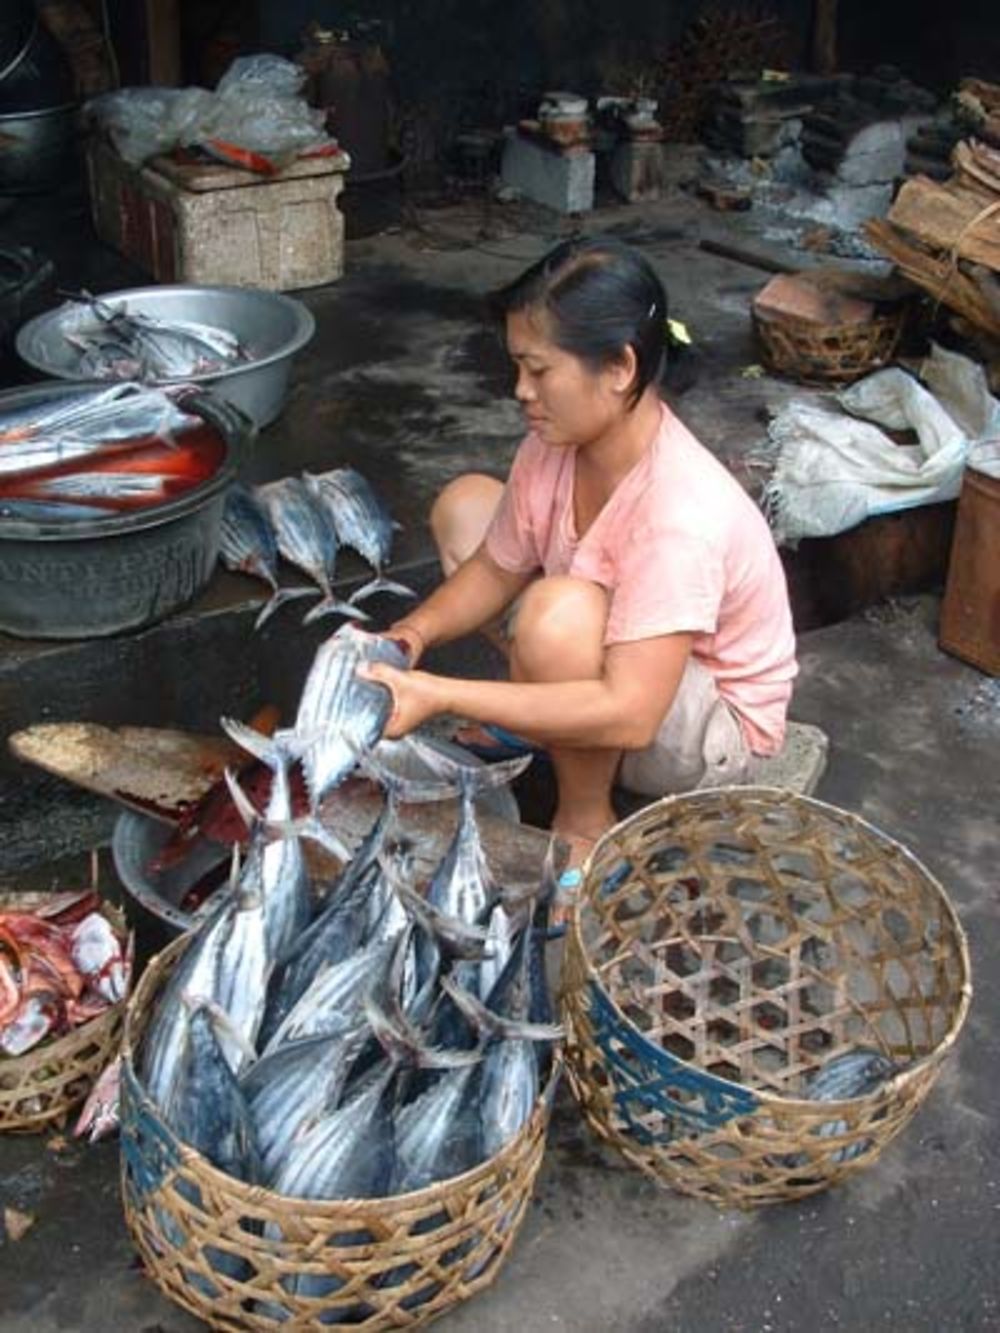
753, 302, 907, 384
120, 936, 559, 1331
0, 893, 126, 1133
561, 788, 971, 1208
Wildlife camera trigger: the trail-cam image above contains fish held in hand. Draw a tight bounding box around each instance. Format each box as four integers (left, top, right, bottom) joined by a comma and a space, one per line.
293, 624, 410, 808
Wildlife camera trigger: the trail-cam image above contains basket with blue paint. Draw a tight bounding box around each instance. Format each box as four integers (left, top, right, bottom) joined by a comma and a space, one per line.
119, 935, 560, 1331
561, 787, 972, 1207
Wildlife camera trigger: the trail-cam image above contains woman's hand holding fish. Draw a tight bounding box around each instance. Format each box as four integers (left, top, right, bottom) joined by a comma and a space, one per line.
361, 662, 444, 738
383, 621, 427, 667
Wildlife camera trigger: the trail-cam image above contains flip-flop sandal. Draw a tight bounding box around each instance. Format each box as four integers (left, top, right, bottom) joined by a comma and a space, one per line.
546, 862, 633, 939
453, 722, 547, 763
546, 867, 583, 939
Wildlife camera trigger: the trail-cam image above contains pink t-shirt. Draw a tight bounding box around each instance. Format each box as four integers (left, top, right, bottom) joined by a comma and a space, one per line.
484, 404, 797, 755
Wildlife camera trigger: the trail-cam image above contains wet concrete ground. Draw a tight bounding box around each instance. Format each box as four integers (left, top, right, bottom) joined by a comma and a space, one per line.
0, 167, 997, 1330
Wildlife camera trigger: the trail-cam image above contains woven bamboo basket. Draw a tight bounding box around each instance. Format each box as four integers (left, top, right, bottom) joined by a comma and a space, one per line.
753, 303, 906, 385
561, 787, 972, 1208
120, 936, 559, 1331
0, 893, 127, 1133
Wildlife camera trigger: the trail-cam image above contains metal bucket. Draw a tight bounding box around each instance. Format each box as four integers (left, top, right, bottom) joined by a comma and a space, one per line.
16, 285, 316, 429
940, 443, 1000, 675
112, 736, 521, 938
0, 384, 248, 639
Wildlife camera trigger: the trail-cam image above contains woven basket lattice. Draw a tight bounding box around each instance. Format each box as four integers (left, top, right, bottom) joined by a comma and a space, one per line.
561, 787, 971, 1207
753, 305, 906, 384
0, 1000, 124, 1133
0, 892, 126, 1133
120, 937, 557, 1331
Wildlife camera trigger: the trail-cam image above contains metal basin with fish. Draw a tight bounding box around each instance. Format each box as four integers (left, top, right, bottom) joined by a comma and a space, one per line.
112, 736, 521, 939
0, 382, 246, 638
16, 284, 315, 428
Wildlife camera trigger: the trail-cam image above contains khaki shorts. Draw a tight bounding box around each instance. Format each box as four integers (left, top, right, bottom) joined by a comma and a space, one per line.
617, 657, 751, 797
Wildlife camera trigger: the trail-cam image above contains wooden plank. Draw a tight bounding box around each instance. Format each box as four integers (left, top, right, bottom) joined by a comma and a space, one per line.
8, 723, 242, 822
887, 176, 1000, 271
812, 0, 838, 75
143, 0, 181, 86
863, 219, 1000, 335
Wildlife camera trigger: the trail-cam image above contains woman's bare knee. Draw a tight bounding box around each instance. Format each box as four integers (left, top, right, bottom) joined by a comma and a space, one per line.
512, 576, 608, 681
430, 473, 504, 573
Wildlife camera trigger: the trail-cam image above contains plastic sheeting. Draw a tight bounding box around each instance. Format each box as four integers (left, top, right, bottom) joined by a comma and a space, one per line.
758, 343, 1000, 544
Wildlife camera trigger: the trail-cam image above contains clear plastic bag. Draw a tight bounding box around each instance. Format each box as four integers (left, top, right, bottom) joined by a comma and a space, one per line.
86, 88, 216, 167
86, 53, 331, 172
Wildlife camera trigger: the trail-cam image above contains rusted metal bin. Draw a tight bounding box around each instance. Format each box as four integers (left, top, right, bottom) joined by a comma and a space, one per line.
939, 444, 1000, 675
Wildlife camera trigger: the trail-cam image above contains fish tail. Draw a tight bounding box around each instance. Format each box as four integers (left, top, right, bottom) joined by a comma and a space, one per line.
301, 596, 371, 627
254, 585, 319, 630
389, 876, 490, 958
184, 995, 259, 1067
223, 766, 264, 829
295, 814, 353, 865
349, 576, 418, 605
371, 734, 530, 798
364, 994, 481, 1070
219, 717, 304, 770
440, 976, 563, 1043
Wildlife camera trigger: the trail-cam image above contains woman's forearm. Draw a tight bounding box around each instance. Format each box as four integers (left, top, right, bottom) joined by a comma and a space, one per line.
395, 548, 529, 651
425, 673, 653, 751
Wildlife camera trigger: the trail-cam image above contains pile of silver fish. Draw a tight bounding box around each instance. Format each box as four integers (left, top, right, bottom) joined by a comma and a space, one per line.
134, 623, 558, 1305
0, 383, 206, 522
220, 468, 415, 629
63, 293, 248, 381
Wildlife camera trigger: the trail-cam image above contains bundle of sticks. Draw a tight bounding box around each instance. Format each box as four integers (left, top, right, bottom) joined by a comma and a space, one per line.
865, 78, 1000, 339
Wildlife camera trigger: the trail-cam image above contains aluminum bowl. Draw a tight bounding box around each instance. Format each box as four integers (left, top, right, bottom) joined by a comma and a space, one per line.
16, 284, 315, 428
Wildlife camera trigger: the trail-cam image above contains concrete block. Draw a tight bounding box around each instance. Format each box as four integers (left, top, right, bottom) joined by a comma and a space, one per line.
747, 721, 830, 795
501, 133, 594, 214
610, 140, 668, 202
86, 138, 349, 290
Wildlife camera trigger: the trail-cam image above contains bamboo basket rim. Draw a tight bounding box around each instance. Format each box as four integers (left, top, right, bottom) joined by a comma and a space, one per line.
751, 302, 906, 337
565, 785, 973, 1111
0, 994, 125, 1071
122, 932, 563, 1218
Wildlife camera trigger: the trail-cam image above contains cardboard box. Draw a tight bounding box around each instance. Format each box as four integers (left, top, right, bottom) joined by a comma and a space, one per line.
86, 138, 350, 290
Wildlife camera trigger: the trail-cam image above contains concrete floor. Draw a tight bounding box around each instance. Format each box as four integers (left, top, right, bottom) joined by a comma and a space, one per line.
1, 164, 997, 1330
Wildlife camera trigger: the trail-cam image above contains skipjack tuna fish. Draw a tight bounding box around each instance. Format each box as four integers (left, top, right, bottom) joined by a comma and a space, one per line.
62, 292, 249, 382
0, 384, 225, 518
220, 468, 413, 629
131, 621, 559, 1236
0, 891, 132, 1057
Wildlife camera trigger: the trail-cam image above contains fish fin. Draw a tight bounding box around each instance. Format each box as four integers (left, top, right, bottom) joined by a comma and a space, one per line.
301, 597, 370, 627
349, 576, 418, 604
364, 994, 481, 1070
254, 585, 318, 630
223, 766, 263, 829
440, 976, 563, 1043
294, 814, 353, 865
414, 747, 532, 793
387, 873, 491, 959
219, 716, 275, 765
360, 750, 458, 805
184, 995, 259, 1068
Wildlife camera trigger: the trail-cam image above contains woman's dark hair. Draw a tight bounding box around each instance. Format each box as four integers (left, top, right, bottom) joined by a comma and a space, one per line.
490, 236, 668, 409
